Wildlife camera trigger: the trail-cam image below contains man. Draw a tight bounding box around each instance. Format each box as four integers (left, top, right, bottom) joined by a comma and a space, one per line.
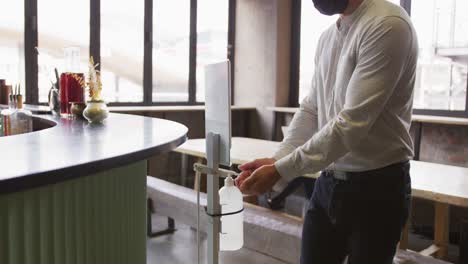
235, 0, 418, 263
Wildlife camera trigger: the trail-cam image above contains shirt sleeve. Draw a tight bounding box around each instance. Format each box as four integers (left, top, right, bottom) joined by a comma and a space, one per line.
271, 38, 322, 191
274, 16, 415, 182
273, 78, 319, 160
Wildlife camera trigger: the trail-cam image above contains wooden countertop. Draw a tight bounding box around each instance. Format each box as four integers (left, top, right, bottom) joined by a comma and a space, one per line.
0, 104, 256, 114
411, 114, 468, 126
266, 106, 299, 114
267, 107, 468, 126
109, 105, 256, 112
176, 137, 468, 207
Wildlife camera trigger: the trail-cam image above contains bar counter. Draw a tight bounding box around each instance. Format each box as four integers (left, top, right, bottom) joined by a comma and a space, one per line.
0, 113, 188, 264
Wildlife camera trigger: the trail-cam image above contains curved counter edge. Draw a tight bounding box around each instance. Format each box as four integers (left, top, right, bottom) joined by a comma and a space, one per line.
0, 113, 188, 194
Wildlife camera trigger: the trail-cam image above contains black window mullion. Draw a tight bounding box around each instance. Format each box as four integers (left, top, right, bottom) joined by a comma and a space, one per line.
25, 0, 38, 104
188, 0, 197, 104
143, 0, 153, 105
90, 0, 100, 71
228, 0, 236, 105
289, 0, 301, 107
465, 66, 468, 117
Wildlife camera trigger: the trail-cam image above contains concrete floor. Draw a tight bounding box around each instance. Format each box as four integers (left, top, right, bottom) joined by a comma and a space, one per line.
147, 214, 459, 264
147, 215, 288, 264
407, 232, 459, 263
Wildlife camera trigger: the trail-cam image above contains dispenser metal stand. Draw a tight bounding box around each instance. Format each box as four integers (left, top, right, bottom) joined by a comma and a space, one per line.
206, 132, 221, 264
193, 134, 240, 264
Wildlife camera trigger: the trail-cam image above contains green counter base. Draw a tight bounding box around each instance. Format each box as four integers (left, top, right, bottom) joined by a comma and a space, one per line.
0, 161, 147, 264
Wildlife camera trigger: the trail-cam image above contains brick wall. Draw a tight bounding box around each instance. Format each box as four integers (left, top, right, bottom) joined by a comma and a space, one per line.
417, 124, 468, 167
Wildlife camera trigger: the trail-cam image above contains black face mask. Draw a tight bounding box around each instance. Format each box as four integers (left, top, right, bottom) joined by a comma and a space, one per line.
312, 0, 349, 15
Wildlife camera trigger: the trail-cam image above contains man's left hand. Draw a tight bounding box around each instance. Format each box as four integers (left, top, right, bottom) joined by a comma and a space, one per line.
238, 164, 281, 195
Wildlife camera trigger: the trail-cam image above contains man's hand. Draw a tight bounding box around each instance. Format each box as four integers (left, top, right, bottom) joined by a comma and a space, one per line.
236, 158, 276, 187
235, 158, 281, 195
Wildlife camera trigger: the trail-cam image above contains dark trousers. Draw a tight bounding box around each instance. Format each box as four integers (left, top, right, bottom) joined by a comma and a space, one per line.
300, 161, 411, 264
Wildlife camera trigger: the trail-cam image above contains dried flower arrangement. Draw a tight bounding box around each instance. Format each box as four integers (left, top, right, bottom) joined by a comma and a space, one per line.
70, 56, 103, 102
87, 56, 103, 102
69, 56, 108, 123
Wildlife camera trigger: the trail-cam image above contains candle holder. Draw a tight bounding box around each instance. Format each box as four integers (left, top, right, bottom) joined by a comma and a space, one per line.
70, 102, 86, 118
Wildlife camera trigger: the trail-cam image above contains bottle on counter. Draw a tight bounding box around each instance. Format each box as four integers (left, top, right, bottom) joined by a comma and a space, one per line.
219, 175, 244, 251
10, 85, 33, 135
0, 80, 11, 136
60, 47, 85, 117
1, 86, 17, 136
0, 116, 3, 137
0, 79, 7, 105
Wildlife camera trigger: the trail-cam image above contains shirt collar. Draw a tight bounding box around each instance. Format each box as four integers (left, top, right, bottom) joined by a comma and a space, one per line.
337, 0, 373, 32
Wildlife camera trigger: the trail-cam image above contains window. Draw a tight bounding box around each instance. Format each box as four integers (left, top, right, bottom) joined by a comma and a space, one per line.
296, 0, 468, 116
101, 0, 144, 102
37, 0, 90, 103
152, 1, 191, 102
412, 0, 467, 111
299, 0, 337, 102
299, 0, 399, 101
0, 1, 25, 95
196, 0, 230, 102
6, 0, 232, 105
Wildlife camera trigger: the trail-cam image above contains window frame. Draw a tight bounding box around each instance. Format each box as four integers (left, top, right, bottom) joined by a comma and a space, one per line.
22, 0, 236, 106
24, 0, 38, 104
288, 0, 301, 108
290, 0, 468, 118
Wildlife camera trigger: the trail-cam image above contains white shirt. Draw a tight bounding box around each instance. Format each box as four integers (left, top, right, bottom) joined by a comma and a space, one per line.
273, 0, 418, 189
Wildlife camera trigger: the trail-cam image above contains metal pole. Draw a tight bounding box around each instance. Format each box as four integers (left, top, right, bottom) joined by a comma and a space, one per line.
206, 132, 220, 264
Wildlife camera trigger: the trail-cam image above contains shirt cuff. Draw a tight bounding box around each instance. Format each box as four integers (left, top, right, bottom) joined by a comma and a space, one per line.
273, 153, 301, 192
271, 143, 299, 192
272, 175, 289, 192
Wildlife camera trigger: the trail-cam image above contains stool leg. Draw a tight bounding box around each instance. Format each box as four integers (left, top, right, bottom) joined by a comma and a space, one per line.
460, 219, 468, 264
434, 202, 450, 259
399, 220, 410, 250
181, 154, 188, 187
147, 198, 177, 238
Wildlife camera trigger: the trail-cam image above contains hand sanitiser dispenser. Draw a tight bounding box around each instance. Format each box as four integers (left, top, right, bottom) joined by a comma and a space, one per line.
193, 60, 244, 264
219, 176, 244, 251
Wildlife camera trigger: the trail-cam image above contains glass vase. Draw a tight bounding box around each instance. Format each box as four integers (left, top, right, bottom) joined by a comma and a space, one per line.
83, 101, 109, 123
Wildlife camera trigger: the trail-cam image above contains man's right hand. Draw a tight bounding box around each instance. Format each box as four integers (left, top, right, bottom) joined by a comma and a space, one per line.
235, 158, 276, 188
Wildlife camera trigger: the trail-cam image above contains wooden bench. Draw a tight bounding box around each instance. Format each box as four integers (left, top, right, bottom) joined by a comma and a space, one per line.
147, 177, 452, 264
174, 137, 468, 261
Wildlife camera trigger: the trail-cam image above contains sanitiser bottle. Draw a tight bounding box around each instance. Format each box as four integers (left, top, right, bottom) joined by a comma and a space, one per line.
219, 175, 244, 251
